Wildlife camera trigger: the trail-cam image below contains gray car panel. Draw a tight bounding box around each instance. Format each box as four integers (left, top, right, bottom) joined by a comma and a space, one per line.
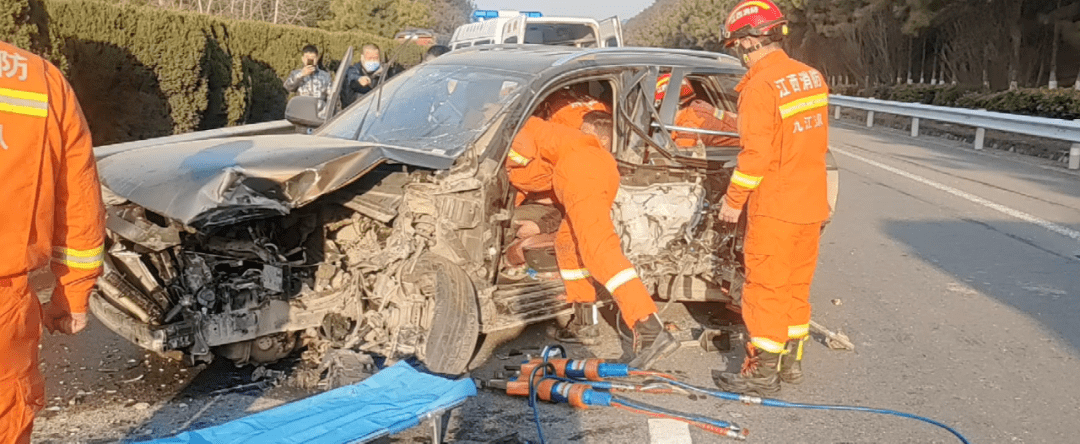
98, 134, 453, 229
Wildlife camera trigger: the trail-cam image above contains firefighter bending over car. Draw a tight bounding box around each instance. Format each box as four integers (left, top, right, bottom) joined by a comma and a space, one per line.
508, 85, 612, 207
654, 74, 740, 148
534, 85, 612, 130
713, 0, 830, 396
0, 41, 105, 443
506, 111, 680, 370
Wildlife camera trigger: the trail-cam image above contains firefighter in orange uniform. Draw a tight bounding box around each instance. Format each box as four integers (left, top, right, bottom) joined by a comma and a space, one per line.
506, 112, 680, 370
535, 85, 612, 130
712, 0, 830, 396
0, 41, 105, 443
654, 74, 740, 148
508, 86, 610, 207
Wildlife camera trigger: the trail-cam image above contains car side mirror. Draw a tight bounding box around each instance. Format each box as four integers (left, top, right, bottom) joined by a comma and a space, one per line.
285, 96, 323, 128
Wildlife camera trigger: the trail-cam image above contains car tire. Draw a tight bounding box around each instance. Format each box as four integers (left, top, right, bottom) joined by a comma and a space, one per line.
413, 254, 480, 375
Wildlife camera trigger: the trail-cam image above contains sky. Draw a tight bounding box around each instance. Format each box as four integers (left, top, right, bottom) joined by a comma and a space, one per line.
473, 0, 657, 21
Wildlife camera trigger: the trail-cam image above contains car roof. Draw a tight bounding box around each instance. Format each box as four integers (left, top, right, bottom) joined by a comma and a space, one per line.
425, 45, 745, 77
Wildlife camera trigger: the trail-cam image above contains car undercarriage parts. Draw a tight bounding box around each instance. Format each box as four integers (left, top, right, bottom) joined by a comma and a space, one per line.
480, 280, 570, 333
216, 332, 301, 366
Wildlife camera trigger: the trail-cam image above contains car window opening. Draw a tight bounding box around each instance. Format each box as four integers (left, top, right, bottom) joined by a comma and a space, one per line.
523, 24, 599, 48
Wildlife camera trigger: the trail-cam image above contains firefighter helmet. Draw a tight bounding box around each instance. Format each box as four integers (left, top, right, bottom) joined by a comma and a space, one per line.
655, 74, 695, 103
722, 0, 789, 47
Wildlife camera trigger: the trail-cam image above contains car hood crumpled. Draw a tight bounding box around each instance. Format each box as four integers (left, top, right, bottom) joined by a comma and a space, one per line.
96, 134, 455, 230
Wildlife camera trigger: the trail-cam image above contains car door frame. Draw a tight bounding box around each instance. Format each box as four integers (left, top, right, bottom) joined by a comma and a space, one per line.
500, 15, 527, 44
598, 16, 623, 47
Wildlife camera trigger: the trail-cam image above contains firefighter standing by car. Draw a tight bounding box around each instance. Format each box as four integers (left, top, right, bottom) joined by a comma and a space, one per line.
713, 0, 830, 396
654, 74, 740, 148
506, 112, 680, 370
0, 41, 105, 443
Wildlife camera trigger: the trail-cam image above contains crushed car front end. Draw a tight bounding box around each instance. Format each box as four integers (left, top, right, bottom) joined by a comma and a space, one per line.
91, 138, 516, 376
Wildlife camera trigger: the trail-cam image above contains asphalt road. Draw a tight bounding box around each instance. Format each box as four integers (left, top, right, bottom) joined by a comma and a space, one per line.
30, 121, 1080, 443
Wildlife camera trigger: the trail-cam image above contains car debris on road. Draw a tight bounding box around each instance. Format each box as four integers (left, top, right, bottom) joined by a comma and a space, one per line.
810, 320, 855, 351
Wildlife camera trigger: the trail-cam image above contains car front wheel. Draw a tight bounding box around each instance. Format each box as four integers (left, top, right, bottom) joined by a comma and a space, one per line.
412, 254, 480, 375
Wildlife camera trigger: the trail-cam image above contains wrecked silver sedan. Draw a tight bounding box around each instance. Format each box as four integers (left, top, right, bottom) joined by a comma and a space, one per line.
91, 46, 838, 375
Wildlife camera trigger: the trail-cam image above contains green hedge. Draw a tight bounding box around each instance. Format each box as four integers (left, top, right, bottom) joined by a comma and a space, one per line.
854, 83, 1080, 121
5, 0, 425, 144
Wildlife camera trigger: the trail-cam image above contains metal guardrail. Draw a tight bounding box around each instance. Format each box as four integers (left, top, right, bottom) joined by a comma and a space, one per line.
830, 95, 1080, 170
94, 120, 295, 160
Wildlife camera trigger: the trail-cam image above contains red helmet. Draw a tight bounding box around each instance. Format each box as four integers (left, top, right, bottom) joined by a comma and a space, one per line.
722, 0, 789, 47
655, 74, 695, 103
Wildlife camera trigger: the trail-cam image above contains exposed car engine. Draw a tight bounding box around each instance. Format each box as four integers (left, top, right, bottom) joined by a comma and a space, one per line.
93, 165, 486, 374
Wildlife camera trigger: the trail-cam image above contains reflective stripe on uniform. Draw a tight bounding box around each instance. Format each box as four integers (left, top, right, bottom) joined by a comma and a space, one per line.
792, 335, 808, 360
751, 337, 787, 354
51, 245, 104, 270
560, 268, 591, 281
507, 149, 530, 166
0, 87, 48, 118
778, 93, 828, 119
656, 75, 670, 91
730, 170, 763, 190
604, 268, 639, 294
713, 108, 726, 120
788, 324, 810, 339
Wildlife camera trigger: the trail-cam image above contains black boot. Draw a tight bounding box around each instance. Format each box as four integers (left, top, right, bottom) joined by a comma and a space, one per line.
780, 337, 807, 384
714, 343, 782, 396
628, 314, 680, 370
546, 303, 601, 345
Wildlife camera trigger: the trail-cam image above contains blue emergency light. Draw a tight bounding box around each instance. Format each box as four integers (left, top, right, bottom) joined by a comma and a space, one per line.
472, 10, 543, 22
472, 10, 499, 21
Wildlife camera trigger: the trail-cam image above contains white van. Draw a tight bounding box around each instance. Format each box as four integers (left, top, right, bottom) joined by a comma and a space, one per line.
449, 15, 623, 50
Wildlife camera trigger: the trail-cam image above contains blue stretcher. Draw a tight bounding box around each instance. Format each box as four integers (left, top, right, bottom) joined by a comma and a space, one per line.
143, 361, 477, 444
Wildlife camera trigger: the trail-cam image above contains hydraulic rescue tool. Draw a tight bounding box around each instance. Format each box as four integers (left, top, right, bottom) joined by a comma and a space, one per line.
485, 345, 971, 444
482, 345, 748, 442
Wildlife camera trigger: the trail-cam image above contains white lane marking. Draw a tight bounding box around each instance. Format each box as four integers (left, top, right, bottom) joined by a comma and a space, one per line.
649, 418, 693, 444
830, 145, 1080, 242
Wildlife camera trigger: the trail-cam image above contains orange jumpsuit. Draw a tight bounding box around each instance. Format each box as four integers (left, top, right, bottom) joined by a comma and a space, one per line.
0, 41, 105, 443
535, 88, 611, 130
725, 50, 829, 354
507, 117, 657, 327
511, 88, 610, 206
672, 100, 739, 148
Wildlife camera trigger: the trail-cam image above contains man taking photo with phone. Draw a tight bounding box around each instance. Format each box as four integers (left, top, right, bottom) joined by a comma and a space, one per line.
283, 44, 332, 119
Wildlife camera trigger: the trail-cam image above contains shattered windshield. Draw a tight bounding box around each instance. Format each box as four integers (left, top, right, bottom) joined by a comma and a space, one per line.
318, 65, 531, 155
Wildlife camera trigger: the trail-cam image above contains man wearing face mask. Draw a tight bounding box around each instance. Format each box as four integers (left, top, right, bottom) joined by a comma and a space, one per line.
342, 44, 397, 107
712, 0, 830, 396
283, 45, 332, 119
